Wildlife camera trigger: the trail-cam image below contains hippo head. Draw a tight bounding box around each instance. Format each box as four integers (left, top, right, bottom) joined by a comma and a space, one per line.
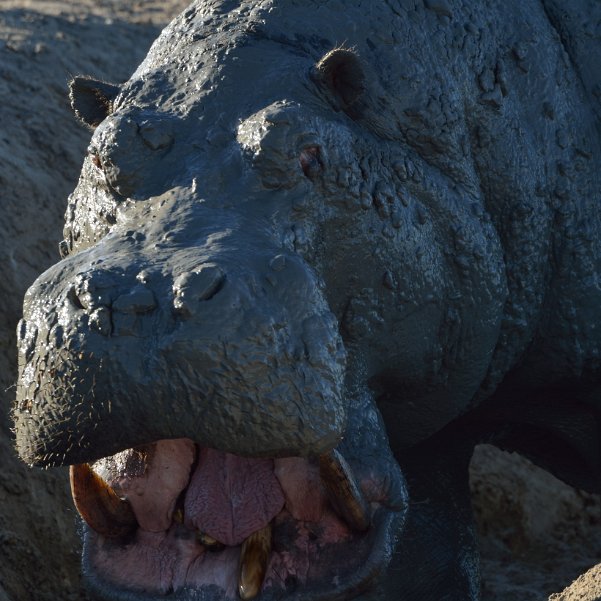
14, 1, 509, 600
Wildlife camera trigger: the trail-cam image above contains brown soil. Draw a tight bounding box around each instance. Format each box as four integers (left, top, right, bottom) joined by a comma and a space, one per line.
471, 445, 601, 601
0, 2, 598, 600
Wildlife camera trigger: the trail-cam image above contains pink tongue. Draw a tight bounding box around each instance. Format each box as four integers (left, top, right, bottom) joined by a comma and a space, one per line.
184, 448, 285, 547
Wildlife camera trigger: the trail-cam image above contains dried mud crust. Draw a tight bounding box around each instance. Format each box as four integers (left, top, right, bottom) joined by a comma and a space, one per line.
0, 1, 599, 601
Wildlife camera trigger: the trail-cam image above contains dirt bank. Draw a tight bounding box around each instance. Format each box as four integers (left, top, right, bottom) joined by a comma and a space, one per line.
0, 3, 186, 599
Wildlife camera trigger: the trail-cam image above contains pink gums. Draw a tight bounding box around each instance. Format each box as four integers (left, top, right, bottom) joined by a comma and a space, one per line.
101, 439, 196, 532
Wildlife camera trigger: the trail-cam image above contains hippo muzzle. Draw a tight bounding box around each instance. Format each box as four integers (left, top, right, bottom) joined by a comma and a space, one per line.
16, 188, 347, 464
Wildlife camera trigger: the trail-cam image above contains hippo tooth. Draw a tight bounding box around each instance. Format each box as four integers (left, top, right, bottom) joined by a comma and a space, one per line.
69, 463, 137, 539
319, 449, 370, 532
197, 531, 225, 550
173, 508, 184, 524
238, 523, 271, 600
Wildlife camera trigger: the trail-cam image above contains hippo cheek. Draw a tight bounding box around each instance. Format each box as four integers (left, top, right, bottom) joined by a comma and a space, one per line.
154, 277, 349, 459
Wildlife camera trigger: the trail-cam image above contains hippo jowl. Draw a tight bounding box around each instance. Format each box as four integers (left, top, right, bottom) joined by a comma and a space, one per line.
13, 0, 601, 599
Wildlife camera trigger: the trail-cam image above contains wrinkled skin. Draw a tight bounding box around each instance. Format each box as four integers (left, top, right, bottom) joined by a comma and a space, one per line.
13, 1, 601, 599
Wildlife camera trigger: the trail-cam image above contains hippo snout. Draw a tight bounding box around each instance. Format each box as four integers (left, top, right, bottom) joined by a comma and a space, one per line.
173, 264, 226, 317
14, 202, 347, 467
66, 268, 158, 337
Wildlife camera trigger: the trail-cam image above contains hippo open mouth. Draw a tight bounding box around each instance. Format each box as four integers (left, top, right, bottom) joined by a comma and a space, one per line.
72, 438, 402, 601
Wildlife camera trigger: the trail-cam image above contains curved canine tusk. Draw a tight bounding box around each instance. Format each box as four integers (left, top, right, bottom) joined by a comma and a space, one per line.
319, 449, 370, 532
69, 463, 138, 539
238, 522, 272, 600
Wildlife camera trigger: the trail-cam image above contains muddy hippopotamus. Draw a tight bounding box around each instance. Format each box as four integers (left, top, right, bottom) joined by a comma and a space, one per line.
13, 0, 601, 599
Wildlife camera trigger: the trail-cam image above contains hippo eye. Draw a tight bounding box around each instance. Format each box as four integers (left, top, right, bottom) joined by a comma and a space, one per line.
299, 146, 322, 179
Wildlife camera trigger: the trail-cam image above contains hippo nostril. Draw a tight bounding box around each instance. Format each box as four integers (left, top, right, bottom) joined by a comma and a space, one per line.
173, 265, 226, 317
69, 283, 107, 312
68, 285, 86, 310
69, 270, 120, 312
124, 230, 146, 244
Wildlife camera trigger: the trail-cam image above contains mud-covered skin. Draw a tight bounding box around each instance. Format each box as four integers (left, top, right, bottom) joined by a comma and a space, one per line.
14, 0, 601, 599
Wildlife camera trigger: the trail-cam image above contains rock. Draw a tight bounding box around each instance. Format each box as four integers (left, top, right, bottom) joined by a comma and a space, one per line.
470, 445, 601, 601
549, 565, 601, 601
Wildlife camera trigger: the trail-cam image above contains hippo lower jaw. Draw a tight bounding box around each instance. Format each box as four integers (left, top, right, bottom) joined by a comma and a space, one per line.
73, 438, 404, 601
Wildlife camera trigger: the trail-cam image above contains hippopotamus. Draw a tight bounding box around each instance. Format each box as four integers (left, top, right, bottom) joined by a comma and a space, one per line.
13, 0, 601, 599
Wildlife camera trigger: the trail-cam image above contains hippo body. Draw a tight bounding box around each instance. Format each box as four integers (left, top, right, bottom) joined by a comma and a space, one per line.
14, 1, 601, 599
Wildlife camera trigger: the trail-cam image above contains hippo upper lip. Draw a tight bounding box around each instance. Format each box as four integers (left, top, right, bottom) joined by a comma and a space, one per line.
71, 438, 403, 601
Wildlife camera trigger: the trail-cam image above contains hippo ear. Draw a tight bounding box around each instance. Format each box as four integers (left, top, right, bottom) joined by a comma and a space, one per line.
69, 76, 121, 129
312, 48, 366, 117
